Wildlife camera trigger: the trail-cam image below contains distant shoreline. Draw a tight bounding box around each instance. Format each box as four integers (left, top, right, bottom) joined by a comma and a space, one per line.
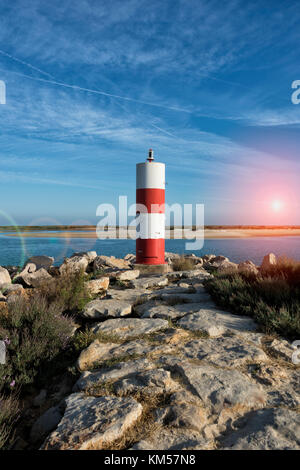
2, 227, 300, 239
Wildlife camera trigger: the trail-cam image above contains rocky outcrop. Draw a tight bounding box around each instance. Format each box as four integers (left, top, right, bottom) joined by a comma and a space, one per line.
261, 253, 277, 270
0, 266, 11, 287
25, 255, 54, 270
85, 277, 109, 295
42, 394, 143, 450
4, 250, 297, 451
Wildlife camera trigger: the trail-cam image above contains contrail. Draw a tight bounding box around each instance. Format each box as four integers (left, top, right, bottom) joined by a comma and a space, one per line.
0, 48, 54, 79
0, 67, 193, 114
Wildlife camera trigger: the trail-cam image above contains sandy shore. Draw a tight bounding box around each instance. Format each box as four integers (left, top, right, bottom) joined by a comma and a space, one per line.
4, 228, 300, 239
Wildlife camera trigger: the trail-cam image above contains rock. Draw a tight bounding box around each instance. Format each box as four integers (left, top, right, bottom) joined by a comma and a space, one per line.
117, 270, 140, 281
221, 408, 300, 450
33, 389, 47, 408
131, 428, 212, 450
113, 369, 179, 396
77, 339, 156, 371
155, 390, 207, 432
268, 338, 295, 362
174, 362, 266, 413
41, 393, 143, 450
74, 358, 156, 392
179, 336, 268, 368
85, 277, 109, 295
217, 260, 238, 274
94, 255, 130, 272
25, 255, 54, 270
261, 253, 277, 270
167, 269, 210, 280
0, 267, 11, 286
82, 299, 132, 319
124, 253, 136, 262
178, 308, 257, 337
2, 284, 24, 295
16, 268, 52, 288
59, 254, 89, 274
238, 260, 258, 275
91, 318, 169, 340
30, 404, 63, 443
141, 303, 210, 320
131, 276, 168, 289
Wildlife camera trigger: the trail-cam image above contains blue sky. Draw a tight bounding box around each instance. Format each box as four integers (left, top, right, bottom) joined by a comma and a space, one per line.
0, 0, 300, 226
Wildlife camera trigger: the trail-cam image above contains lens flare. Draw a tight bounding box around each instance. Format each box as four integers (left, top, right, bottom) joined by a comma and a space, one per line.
271, 200, 283, 212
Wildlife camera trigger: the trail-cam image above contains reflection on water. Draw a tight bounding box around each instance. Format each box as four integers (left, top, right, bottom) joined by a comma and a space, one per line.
0, 234, 300, 266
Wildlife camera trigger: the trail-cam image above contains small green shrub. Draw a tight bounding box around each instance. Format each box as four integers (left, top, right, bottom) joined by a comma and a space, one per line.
204, 267, 300, 339
0, 295, 74, 390
38, 268, 92, 313
0, 393, 20, 449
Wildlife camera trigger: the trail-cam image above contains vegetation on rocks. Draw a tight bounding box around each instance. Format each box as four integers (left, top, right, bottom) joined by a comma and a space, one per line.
204, 256, 300, 339
172, 256, 195, 272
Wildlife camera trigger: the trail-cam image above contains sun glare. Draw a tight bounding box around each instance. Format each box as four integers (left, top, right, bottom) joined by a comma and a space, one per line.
271, 200, 283, 212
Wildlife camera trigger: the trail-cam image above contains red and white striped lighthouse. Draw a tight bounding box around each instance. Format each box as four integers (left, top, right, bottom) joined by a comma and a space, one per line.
136, 149, 165, 265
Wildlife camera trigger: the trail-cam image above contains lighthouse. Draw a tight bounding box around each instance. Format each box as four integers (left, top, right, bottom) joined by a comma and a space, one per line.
136, 149, 166, 266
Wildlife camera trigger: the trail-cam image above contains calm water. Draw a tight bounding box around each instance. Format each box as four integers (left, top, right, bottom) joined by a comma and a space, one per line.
0, 233, 300, 267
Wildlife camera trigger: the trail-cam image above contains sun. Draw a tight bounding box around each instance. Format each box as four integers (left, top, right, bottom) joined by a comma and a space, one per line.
271, 200, 283, 212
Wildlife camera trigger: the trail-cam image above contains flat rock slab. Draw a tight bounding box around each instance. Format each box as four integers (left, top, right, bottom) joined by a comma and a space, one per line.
221, 408, 300, 450
131, 428, 212, 450
42, 393, 142, 450
113, 368, 179, 396
77, 339, 157, 371
178, 308, 257, 337
82, 299, 132, 319
91, 318, 169, 340
179, 336, 268, 368
74, 358, 156, 392
131, 277, 168, 289
138, 301, 213, 320
175, 362, 266, 413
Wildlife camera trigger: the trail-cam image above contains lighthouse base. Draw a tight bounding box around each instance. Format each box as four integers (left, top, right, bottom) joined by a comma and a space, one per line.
134, 263, 170, 275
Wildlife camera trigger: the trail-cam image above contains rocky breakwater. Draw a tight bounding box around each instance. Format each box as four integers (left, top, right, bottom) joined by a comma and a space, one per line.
0, 252, 299, 450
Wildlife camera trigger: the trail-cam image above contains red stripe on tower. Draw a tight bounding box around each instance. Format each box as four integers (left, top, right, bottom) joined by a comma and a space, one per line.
136, 149, 166, 265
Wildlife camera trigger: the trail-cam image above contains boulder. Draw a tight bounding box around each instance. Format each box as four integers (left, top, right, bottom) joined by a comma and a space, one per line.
85, 277, 109, 295
77, 339, 156, 371
93, 255, 130, 272
174, 362, 266, 413
124, 253, 136, 262
117, 269, 140, 281
74, 358, 156, 392
2, 284, 24, 295
112, 368, 179, 396
179, 336, 268, 368
41, 393, 143, 450
59, 254, 89, 274
238, 260, 258, 275
217, 260, 238, 274
82, 299, 132, 319
178, 308, 257, 337
91, 318, 169, 340
0, 267, 11, 287
131, 276, 168, 289
15, 268, 52, 288
261, 253, 277, 270
221, 408, 300, 450
30, 404, 63, 443
268, 338, 295, 362
25, 255, 54, 270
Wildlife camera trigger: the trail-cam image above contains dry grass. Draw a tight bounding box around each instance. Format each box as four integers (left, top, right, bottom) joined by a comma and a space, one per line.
172, 256, 195, 272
